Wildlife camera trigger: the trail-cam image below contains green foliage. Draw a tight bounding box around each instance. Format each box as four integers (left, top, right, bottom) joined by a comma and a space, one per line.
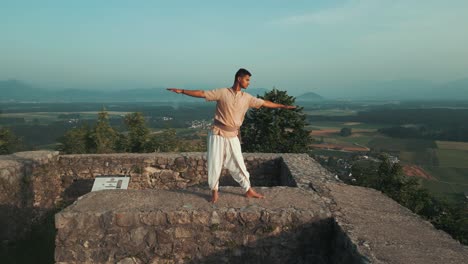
91, 110, 118, 153
241, 88, 311, 153
339, 127, 352, 137
56, 124, 93, 154
149, 128, 179, 152
124, 112, 151, 152
0, 127, 22, 154
351, 154, 468, 244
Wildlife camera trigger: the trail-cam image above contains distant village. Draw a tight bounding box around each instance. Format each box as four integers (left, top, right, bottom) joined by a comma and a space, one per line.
313, 152, 399, 182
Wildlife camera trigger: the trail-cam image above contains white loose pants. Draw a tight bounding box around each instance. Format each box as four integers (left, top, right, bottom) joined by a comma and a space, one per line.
207, 131, 251, 192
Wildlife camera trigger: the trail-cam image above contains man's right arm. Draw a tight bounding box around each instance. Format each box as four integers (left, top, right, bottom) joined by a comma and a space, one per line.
166, 88, 206, 98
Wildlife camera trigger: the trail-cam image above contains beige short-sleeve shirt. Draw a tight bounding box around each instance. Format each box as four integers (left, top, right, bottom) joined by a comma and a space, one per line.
205, 88, 265, 138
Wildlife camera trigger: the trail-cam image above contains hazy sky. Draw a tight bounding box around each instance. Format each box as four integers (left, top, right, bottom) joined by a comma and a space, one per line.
1, 0, 467, 94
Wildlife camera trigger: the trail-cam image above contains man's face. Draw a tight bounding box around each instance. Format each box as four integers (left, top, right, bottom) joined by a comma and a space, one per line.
238, 75, 250, 89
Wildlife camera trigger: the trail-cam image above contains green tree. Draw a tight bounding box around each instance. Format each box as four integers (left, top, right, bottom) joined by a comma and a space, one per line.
124, 112, 150, 152
0, 127, 22, 154
149, 128, 179, 152
241, 88, 311, 153
92, 110, 118, 153
340, 127, 352, 137
56, 124, 93, 154
351, 153, 468, 244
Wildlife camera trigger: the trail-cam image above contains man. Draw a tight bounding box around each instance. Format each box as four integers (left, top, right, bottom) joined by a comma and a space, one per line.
167, 68, 295, 203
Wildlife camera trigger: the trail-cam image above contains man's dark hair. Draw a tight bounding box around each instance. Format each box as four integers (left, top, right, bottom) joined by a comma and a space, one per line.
235, 68, 251, 80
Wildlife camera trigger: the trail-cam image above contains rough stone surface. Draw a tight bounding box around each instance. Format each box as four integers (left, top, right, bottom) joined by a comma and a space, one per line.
1, 151, 467, 264
327, 183, 468, 264
55, 188, 340, 263
0, 151, 60, 241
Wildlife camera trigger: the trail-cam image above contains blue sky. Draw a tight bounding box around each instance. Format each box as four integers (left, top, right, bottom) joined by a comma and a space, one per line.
1, 0, 467, 95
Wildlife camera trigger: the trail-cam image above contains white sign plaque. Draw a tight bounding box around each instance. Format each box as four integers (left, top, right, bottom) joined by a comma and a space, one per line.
91, 176, 130, 192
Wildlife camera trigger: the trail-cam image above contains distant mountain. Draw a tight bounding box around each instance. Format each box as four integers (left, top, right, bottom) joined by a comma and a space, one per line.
0, 79, 43, 101
0, 81, 270, 102
320, 78, 468, 100
336, 79, 434, 100
2, 78, 467, 102
432, 78, 468, 99
296, 92, 324, 101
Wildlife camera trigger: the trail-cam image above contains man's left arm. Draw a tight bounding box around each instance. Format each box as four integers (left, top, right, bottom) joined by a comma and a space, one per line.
262, 100, 296, 109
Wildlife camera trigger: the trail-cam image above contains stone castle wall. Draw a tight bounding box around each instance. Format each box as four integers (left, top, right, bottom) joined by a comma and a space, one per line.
0, 152, 297, 243
2, 151, 467, 263
54, 189, 361, 264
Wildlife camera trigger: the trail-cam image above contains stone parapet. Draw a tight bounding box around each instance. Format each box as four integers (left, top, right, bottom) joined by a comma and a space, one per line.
55, 188, 363, 263
0, 151, 59, 242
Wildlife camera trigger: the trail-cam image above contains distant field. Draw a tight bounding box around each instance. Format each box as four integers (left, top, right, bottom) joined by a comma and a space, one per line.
425, 167, 468, 185
1, 111, 131, 122
327, 134, 377, 146
304, 109, 357, 116
310, 149, 357, 158
436, 140, 468, 151
420, 173, 468, 203
399, 150, 438, 166
367, 137, 437, 152
419, 179, 464, 203
435, 149, 468, 168
307, 121, 389, 130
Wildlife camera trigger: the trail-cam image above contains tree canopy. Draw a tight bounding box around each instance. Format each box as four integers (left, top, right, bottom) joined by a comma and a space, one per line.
241, 88, 311, 153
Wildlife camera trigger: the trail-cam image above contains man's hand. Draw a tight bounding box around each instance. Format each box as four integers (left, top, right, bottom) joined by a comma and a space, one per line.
263, 100, 296, 109
166, 88, 206, 98
167, 88, 183, 94
282, 105, 296, 110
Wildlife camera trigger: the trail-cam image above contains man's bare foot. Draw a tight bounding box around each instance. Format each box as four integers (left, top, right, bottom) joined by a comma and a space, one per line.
210, 190, 219, 203
245, 188, 265, 199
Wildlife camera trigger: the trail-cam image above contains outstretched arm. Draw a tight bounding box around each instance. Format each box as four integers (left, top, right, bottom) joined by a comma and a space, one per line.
166, 88, 206, 98
262, 100, 296, 109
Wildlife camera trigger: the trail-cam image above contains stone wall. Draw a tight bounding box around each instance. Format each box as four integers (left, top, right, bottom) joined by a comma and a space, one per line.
54, 188, 363, 264
4, 151, 467, 263
0, 152, 295, 243
56, 153, 292, 205
0, 151, 61, 242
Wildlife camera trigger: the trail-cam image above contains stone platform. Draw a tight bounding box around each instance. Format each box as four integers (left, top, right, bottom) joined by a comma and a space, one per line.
328, 183, 468, 264
2, 151, 467, 263
55, 187, 353, 263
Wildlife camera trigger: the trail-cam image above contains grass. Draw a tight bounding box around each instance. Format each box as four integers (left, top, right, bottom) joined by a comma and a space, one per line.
307, 121, 391, 130
310, 149, 357, 158
435, 149, 468, 168
368, 137, 437, 152
328, 134, 377, 146
436, 140, 468, 151
399, 150, 439, 166
304, 109, 357, 116
418, 166, 468, 203
425, 167, 468, 185
1, 111, 131, 123
419, 178, 464, 203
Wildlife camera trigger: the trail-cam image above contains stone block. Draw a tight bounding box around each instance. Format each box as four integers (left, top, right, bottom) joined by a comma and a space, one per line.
141, 211, 168, 226
192, 210, 210, 225
130, 226, 148, 246
167, 211, 191, 225
174, 227, 192, 238
224, 208, 238, 223
156, 229, 173, 244
210, 211, 221, 225
115, 212, 137, 227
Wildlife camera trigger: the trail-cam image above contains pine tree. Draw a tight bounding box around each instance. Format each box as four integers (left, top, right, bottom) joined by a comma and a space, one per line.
0, 127, 22, 154
149, 128, 179, 152
241, 88, 311, 153
57, 124, 93, 154
124, 112, 150, 153
92, 110, 117, 153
